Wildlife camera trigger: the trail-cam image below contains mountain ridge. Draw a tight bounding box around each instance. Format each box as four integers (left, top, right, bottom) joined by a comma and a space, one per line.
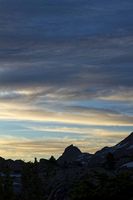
0, 132, 133, 199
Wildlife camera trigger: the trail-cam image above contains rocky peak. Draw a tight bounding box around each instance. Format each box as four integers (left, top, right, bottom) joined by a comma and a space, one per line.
57, 144, 82, 164
64, 144, 81, 154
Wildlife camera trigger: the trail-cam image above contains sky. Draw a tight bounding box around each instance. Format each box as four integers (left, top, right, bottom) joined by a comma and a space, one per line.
0, 0, 133, 161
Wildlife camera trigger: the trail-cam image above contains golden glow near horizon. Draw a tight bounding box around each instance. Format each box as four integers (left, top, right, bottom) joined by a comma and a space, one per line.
0, 90, 131, 160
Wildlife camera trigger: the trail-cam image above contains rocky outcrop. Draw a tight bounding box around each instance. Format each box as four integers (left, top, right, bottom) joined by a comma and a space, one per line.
89, 132, 133, 169
57, 144, 82, 164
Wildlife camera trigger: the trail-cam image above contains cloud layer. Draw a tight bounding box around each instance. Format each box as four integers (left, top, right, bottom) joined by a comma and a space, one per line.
0, 0, 133, 160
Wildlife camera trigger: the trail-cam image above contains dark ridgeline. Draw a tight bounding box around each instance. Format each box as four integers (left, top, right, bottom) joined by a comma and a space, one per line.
1, 133, 133, 199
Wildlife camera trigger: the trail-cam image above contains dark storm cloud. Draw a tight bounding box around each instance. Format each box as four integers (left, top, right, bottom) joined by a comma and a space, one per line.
0, 59, 133, 90
0, 0, 133, 98
0, 0, 133, 38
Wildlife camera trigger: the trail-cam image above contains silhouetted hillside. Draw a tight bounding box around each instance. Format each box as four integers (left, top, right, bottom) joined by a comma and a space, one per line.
1, 132, 133, 199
